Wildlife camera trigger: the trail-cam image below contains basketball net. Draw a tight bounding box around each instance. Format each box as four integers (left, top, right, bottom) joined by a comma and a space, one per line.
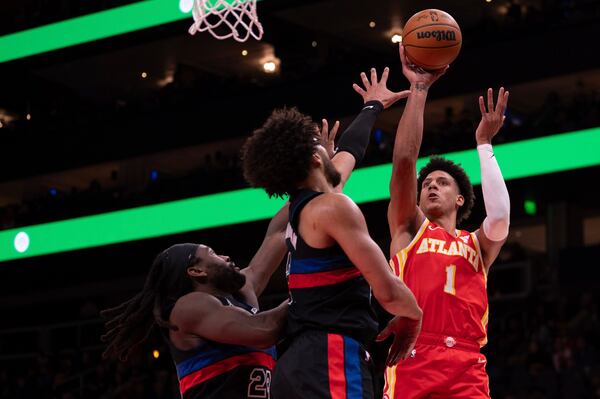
188, 0, 264, 42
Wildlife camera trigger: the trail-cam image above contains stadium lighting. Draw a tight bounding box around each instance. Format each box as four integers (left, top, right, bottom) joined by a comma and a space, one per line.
263, 61, 277, 73
0, 127, 599, 262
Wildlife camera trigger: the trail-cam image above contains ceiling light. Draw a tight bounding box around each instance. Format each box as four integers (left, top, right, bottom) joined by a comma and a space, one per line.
391, 34, 402, 44
486, 0, 492, 2
369, 21, 376, 28
26, 113, 31, 120
179, 0, 194, 13
263, 61, 277, 73
242, 50, 248, 56
141, 72, 148, 78
311, 41, 318, 48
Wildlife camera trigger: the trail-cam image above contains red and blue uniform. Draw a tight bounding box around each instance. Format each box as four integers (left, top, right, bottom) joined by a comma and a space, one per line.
271, 189, 378, 399
384, 218, 490, 399
167, 296, 276, 399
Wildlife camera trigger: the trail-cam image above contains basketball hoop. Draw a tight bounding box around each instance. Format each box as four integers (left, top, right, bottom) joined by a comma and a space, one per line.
186, 0, 264, 42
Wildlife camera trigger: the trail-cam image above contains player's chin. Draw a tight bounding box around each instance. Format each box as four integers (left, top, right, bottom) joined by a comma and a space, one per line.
423, 203, 443, 218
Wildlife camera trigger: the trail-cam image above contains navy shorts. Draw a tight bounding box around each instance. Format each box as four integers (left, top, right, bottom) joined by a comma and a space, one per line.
272, 331, 374, 399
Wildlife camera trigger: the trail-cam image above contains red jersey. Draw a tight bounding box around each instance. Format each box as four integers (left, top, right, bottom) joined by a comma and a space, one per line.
390, 218, 489, 346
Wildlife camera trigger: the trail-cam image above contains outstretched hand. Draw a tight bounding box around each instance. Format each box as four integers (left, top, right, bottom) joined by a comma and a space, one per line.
318, 118, 340, 159
376, 315, 422, 367
399, 45, 448, 91
476, 87, 509, 145
352, 67, 410, 109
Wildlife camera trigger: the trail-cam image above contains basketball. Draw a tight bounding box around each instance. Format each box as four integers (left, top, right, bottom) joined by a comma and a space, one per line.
402, 9, 462, 71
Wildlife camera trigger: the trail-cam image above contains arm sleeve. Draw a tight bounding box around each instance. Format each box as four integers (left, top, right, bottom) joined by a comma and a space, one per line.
478, 144, 511, 241
335, 100, 384, 165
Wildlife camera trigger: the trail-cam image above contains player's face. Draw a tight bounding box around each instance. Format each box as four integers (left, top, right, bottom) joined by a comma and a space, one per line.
419, 170, 464, 219
193, 245, 246, 294
315, 145, 342, 187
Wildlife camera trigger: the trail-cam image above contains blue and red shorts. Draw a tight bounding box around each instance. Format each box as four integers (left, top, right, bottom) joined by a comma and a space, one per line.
272, 331, 374, 399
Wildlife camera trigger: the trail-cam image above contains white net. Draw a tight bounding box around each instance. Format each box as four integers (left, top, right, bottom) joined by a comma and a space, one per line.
187, 0, 264, 42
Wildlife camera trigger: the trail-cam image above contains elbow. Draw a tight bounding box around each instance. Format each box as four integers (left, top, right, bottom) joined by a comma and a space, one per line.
251, 329, 279, 348
376, 280, 422, 320
483, 217, 510, 241
392, 155, 416, 168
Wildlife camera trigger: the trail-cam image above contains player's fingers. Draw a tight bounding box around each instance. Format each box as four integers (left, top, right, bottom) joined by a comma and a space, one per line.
478, 96, 486, 116
352, 83, 367, 97
399, 89, 412, 98
495, 87, 505, 114
499, 90, 510, 116
487, 88, 494, 114
370, 68, 378, 85
376, 326, 391, 342
330, 121, 340, 142
387, 343, 401, 366
360, 72, 370, 89
381, 67, 390, 84
321, 118, 328, 138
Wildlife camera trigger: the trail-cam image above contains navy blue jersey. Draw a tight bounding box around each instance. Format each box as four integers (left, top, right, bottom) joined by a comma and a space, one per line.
285, 189, 378, 345
166, 296, 276, 399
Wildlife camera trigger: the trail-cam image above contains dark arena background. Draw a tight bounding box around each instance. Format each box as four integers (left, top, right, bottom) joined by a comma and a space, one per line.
1, 0, 600, 398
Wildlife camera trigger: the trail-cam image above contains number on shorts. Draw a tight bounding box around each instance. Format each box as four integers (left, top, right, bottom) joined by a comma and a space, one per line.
248, 368, 271, 399
444, 265, 456, 295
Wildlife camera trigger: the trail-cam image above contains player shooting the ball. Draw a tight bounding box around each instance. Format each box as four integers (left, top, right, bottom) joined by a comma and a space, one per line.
382, 44, 511, 399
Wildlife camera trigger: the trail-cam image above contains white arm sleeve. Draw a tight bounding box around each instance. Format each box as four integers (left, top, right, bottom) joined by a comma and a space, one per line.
478, 144, 510, 241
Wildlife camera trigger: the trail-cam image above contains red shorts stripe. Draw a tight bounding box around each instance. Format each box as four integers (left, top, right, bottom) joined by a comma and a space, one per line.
288, 268, 362, 289
179, 352, 275, 394
391, 255, 401, 277
327, 334, 347, 399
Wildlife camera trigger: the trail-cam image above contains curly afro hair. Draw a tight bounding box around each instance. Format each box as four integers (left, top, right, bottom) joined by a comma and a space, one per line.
417, 156, 475, 224
242, 107, 318, 198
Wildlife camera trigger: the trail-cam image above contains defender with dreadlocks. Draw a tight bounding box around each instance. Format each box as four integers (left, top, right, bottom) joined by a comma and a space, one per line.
101, 206, 289, 399
383, 45, 511, 399
243, 67, 422, 399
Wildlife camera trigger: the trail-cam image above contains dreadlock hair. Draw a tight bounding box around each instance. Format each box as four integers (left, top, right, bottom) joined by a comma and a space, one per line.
242, 107, 318, 198
100, 244, 199, 361
417, 156, 475, 224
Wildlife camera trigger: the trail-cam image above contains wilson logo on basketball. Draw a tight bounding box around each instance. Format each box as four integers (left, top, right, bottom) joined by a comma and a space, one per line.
416, 30, 457, 42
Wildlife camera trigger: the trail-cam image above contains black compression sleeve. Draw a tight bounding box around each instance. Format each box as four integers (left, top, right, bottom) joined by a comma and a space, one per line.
335, 100, 384, 165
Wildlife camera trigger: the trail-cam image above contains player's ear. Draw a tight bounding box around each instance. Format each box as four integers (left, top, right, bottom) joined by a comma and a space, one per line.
311, 149, 323, 167
456, 194, 465, 207
187, 266, 207, 279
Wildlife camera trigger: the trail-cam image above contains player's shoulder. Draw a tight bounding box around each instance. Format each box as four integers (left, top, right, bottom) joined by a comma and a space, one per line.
316, 192, 356, 208
312, 192, 360, 218
173, 292, 220, 317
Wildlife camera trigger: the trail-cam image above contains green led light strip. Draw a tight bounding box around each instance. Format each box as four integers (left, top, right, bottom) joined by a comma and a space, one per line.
1, 127, 599, 262
0, 0, 260, 64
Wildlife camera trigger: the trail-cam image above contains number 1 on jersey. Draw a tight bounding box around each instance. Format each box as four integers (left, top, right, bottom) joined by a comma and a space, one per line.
444, 265, 456, 295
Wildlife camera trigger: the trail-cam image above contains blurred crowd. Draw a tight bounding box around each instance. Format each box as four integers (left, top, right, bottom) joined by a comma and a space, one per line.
2, 80, 599, 230
1, 288, 598, 399
2, 0, 600, 37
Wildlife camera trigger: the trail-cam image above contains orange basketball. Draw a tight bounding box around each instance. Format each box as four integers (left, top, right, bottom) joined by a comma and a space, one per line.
402, 9, 462, 71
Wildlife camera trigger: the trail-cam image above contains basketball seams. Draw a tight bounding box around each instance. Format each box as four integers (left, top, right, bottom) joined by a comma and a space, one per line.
402, 22, 460, 39
404, 43, 461, 50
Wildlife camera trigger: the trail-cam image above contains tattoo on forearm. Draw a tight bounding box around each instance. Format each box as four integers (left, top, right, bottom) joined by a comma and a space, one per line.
415, 82, 428, 92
